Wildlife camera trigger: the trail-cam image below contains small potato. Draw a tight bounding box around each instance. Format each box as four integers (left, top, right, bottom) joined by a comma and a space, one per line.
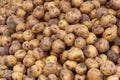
100, 61, 116, 76
0, 25, 7, 34
12, 72, 23, 80
59, 1, 71, 13
38, 75, 47, 80
9, 40, 21, 55
111, 45, 120, 54
107, 50, 119, 63
97, 0, 106, 4
94, 38, 110, 53
23, 54, 35, 67
114, 36, 120, 46
63, 60, 77, 71
43, 27, 51, 37
89, 9, 97, 19
58, 19, 68, 30
48, 74, 58, 80
14, 49, 26, 61
22, 30, 34, 41
86, 32, 97, 45
74, 24, 89, 38
4, 55, 17, 67
108, 9, 117, 16
29, 39, 39, 49
44, 2, 56, 10
72, 0, 83, 7
0, 35, 12, 47
65, 8, 81, 24
100, 15, 117, 28
107, 75, 119, 80
116, 65, 120, 78
13, 63, 26, 74
45, 56, 57, 64
3, 70, 13, 80
33, 0, 43, 5
83, 45, 98, 58
67, 47, 85, 62
32, 6, 44, 19
56, 30, 67, 40
22, 41, 31, 51
75, 63, 87, 75
35, 60, 45, 69
96, 7, 108, 19
52, 39, 65, 54
80, 14, 90, 23
92, 0, 100, 8
49, 7, 60, 18
16, 23, 26, 32
49, 24, 59, 34
92, 25, 104, 35
32, 23, 44, 33
27, 65, 42, 78
60, 50, 68, 63
36, 33, 43, 41
75, 75, 85, 80
83, 21, 93, 30
59, 69, 74, 80
0, 47, 9, 56
23, 75, 35, 80
91, 18, 100, 25
43, 62, 57, 76
87, 68, 103, 80
44, 12, 50, 21
80, 1, 94, 14
65, 25, 74, 33
22, 1, 33, 11
102, 25, 117, 42
33, 48, 45, 60
59, 13, 65, 20
85, 58, 99, 69
48, 18, 59, 26
0, 16, 5, 25
15, 7, 26, 18
110, 0, 120, 9
64, 33, 75, 47
40, 37, 52, 51
74, 37, 86, 49
11, 32, 24, 42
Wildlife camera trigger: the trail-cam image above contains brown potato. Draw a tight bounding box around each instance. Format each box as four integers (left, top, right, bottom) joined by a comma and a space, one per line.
56, 30, 67, 40
23, 75, 35, 80
92, 25, 104, 35
38, 75, 47, 80
75, 75, 85, 80
59, 69, 74, 80
3, 70, 13, 80
110, 0, 120, 9
72, 0, 83, 7
35, 60, 45, 69
32, 23, 44, 33
45, 55, 57, 64
100, 61, 116, 76
40, 37, 52, 51
83, 45, 98, 58
33, 0, 43, 5
48, 74, 58, 80
22, 1, 33, 11
65, 8, 81, 24
87, 68, 103, 80
12, 72, 23, 80
48, 18, 59, 26
52, 39, 65, 54
75, 63, 87, 75
22, 30, 34, 41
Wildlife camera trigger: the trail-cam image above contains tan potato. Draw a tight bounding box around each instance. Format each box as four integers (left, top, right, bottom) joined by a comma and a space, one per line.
22, 30, 34, 41
87, 68, 103, 80
22, 1, 33, 11
56, 30, 67, 40
92, 25, 104, 35
12, 72, 23, 80
107, 75, 119, 80
75, 63, 87, 75
75, 75, 85, 80
65, 8, 81, 24
110, 0, 120, 9
32, 23, 44, 33
48, 74, 58, 80
45, 55, 57, 64
23, 75, 35, 80
72, 0, 83, 7
38, 75, 47, 80
100, 61, 116, 76
58, 19, 68, 30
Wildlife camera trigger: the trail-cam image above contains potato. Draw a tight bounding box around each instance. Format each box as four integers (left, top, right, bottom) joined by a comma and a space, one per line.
94, 38, 110, 53
74, 37, 86, 49
52, 39, 65, 54
4, 55, 17, 67
67, 47, 85, 62
22, 1, 33, 11
45, 56, 57, 64
49, 7, 60, 18
12, 72, 23, 80
65, 8, 81, 24
80, 1, 94, 14
48, 74, 58, 80
107, 75, 119, 80
56, 30, 67, 40
87, 68, 103, 80
15, 7, 26, 18
64, 33, 75, 47
75, 63, 87, 75
100, 61, 116, 76
27, 65, 42, 78
63, 60, 77, 71
38, 75, 47, 80
43, 62, 57, 76
13, 63, 26, 73
0, 47, 9, 56
75, 75, 85, 80
72, 0, 83, 7
32, 23, 44, 33
33, 0, 43, 5
58, 19, 68, 30
110, 0, 120, 9
85, 58, 99, 69
22, 30, 34, 41
40, 37, 52, 51
32, 6, 44, 19
74, 24, 89, 38
48, 18, 59, 26
3, 70, 13, 80
59, 69, 74, 80
23, 75, 35, 80
60, 50, 68, 63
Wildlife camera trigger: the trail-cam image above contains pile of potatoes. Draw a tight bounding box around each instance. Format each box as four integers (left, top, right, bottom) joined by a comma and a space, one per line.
1, 0, 120, 80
